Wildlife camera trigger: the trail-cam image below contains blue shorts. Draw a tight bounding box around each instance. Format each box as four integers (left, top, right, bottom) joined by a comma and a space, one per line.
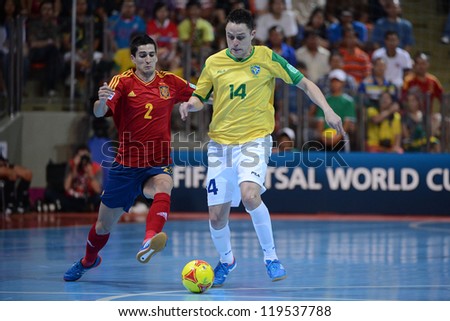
101, 162, 173, 212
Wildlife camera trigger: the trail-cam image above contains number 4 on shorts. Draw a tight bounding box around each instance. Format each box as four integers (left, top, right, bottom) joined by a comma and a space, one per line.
207, 179, 218, 195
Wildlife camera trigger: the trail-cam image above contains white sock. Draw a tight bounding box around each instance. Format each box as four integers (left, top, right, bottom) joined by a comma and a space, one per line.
209, 221, 234, 264
246, 202, 278, 261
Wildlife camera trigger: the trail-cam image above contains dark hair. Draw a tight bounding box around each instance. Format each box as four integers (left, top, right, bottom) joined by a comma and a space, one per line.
152, 1, 167, 18
306, 7, 325, 26
227, 8, 254, 31
39, 0, 54, 11
130, 33, 158, 56
74, 144, 90, 155
384, 30, 399, 39
303, 29, 321, 39
186, 0, 201, 9
329, 49, 343, 62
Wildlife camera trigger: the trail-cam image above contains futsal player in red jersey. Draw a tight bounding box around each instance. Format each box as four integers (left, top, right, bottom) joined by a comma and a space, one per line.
64, 33, 196, 281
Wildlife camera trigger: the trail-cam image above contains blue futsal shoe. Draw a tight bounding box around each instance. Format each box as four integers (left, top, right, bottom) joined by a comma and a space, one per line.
63, 256, 102, 282
212, 258, 237, 287
136, 232, 168, 264
265, 259, 287, 281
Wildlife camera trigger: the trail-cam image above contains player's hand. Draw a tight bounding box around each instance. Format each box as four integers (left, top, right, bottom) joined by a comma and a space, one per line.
324, 109, 345, 136
98, 82, 113, 101
179, 102, 193, 121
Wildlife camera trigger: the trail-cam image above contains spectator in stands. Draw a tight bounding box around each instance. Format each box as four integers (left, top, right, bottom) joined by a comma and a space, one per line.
92, 0, 122, 21
366, 91, 403, 153
146, 2, 179, 70
367, 0, 388, 24
2, 0, 29, 97
21, 0, 61, 19
215, 0, 250, 17
27, 0, 62, 97
134, 0, 176, 20
273, 127, 298, 153
402, 89, 440, 153
295, 29, 329, 83
45, 145, 102, 213
178, 0, 215, 49
358, 57, 397, 108
303, 6, 330, 49
371, 31, 412, 90
327, 8, 368, 49
178, 0, 215, 79
61, 0, 103, 96
371, 0, 415, 52
316, 50, 358, 97
0, 155, 33, 214
339, 27, 371, 85
0, 0, 9, 97
267, 26, 296, 129
292, 0, 327, 27
108, 0, 145, 73
267, 25, 296, 65
63, 145, 102, 212
255, 0, 298, 46
402, 52, 443, 138
210, 6, 228, 52
315, 69, 356, 150
290, 61, 318, 142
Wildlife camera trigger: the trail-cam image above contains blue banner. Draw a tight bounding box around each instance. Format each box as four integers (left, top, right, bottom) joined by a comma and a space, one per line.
171, 151, 450, 215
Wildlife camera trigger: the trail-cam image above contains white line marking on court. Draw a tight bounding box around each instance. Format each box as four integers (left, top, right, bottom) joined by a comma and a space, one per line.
96, 284, 450, 301
409, 221, 450, 232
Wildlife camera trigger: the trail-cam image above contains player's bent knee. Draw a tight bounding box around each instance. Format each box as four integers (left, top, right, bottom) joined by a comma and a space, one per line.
241, 192, 260, 210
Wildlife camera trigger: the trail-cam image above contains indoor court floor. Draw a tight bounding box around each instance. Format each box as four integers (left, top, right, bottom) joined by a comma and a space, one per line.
1, 212, 450, 301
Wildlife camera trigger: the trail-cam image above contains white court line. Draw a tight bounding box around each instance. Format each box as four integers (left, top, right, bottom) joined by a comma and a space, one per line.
409, 221, 450, 232
96, 284, 450, 301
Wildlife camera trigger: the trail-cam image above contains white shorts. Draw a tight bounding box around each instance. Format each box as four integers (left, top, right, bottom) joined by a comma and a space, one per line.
206, 136, 272, 207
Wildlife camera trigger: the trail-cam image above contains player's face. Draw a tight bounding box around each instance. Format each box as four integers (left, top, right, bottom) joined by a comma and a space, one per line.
226, 22, 255, 59
132, 44, 158, 79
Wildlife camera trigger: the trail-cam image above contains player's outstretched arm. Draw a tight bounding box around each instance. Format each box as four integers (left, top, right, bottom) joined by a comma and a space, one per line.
297, 77, 345, 135
179, 96, 204, 121
93, 82, 113, 117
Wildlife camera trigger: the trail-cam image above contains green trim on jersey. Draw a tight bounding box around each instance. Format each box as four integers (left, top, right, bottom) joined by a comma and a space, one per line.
271, 51, 303, 85
225, 47, 255, 62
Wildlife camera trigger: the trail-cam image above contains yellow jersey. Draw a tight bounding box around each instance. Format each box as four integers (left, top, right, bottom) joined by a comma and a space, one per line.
193, 46, 304, 144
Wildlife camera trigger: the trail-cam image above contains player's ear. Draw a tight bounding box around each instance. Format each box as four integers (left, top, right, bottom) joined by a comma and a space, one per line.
250, 29, 256, 40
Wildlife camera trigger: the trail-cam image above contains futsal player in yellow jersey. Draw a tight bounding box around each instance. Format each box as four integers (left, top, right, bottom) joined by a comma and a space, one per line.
180, 9, 344, 286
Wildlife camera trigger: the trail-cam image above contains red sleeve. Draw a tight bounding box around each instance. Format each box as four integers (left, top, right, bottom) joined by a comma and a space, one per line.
105, 74, 125, 114
171, 74, 195, 103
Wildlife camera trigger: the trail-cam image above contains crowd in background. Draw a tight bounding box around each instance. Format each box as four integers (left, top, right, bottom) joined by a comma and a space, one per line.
0, 0, 447, 156
1, 0, 449, 214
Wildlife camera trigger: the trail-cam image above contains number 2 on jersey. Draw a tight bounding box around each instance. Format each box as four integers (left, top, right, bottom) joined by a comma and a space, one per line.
144, 103, 153, 119
229, 84, 246, 99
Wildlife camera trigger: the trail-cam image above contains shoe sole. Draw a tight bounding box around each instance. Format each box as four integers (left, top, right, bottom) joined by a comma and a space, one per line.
271, 274, 287, 282
212, 261, 237, 287
136, 232, 168, 264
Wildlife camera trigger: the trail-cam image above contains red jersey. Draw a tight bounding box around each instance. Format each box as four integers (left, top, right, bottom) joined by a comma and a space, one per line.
106, 69, 195, 167
146, 19, 179, 50
402, 73, 443, 113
